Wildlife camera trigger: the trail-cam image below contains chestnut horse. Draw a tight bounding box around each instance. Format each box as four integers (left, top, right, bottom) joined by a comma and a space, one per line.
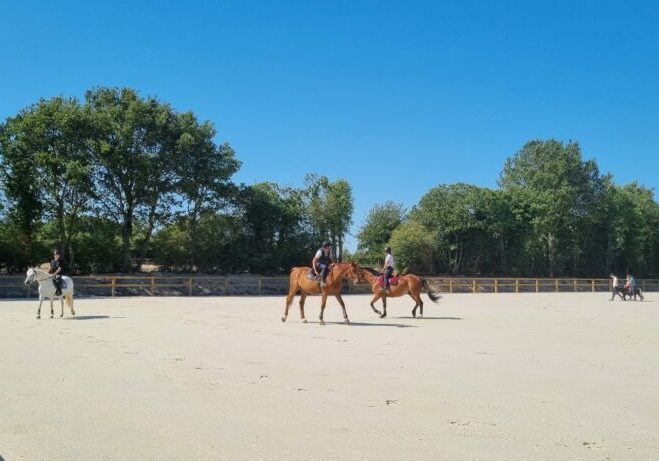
358, 267, 441, 318
282, 262, 359, 325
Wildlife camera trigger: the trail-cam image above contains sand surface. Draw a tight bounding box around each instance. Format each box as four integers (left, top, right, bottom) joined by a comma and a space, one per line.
1, 293, 658, 460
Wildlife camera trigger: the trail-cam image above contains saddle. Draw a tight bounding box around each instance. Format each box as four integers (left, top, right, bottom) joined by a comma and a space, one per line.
52, 278, 67, 289
378, 275, 400, 287
307, 269, 320, 281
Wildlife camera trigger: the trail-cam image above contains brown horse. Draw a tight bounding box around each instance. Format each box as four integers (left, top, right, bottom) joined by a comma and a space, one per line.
282, 262, 359, 325
358, 267, 441, 318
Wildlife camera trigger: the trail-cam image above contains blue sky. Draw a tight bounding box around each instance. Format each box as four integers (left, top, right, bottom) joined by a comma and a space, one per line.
2, 1, 658, 249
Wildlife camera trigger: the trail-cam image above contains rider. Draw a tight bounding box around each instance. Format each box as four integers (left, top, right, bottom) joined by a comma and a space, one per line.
312, 242, 333, 287
381, 246, 395, 292
630, 274, 637, 296
49, 249, 65, 296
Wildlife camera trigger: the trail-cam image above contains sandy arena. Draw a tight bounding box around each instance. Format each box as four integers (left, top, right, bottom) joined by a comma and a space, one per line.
1, 293, 657, 460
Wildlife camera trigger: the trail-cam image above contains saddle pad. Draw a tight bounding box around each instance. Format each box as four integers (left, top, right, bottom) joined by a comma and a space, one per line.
378, 275, 399, 287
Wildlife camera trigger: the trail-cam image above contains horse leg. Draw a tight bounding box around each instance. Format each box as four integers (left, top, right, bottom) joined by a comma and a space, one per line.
335, 294, 350, 324
319, 294, 328, 325
50, 298, 54, 319
37, 296, 43, 319
417, 294, 424, 318
282, 287, 297, 322
60, 296, 65, 317
381, 296, 387, 318
369, 293, 382, 316
69, 294, 76, 316
299, 293, 308, 323
409, 293, 419, 318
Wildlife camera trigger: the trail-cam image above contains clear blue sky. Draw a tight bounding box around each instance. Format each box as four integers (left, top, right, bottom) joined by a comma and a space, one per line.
2, 1, 658, 249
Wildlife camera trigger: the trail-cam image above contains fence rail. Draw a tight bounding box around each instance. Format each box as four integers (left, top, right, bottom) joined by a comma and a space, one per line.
0, 275, 656, 298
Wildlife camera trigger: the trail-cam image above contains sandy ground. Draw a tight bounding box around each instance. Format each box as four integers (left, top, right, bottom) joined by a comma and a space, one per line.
0, 293, 658, 460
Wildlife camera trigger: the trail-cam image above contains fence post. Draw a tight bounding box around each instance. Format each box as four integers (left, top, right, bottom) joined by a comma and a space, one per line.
555, 280, 559, 292
574, 279, 578, 292
188, 278, 193, 296
515, 279, 519, 293
535, 279, 538, 293
494, 279, 499, 293
150, 277, 155, 296
449, 279, 454, 294
472, 279, 476, 294
111, 278, 116, 297
591, 279, 595, 293
258, 278, 262, 296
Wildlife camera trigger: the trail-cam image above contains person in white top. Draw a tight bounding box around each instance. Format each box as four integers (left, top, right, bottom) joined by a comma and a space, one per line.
381, 246, 395, 292
609, 273, 620, 301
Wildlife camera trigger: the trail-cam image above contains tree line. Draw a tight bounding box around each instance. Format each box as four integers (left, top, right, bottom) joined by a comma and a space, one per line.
356, 140, 659, 277
2, 89, 658, 276
0, 88, 353, 273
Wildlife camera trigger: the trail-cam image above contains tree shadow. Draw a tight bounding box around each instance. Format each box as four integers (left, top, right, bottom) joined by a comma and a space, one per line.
65, 315, 112, 320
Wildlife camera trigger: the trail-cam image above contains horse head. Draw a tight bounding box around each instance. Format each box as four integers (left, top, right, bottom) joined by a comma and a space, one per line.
345, 262, 361, 285
24, 267, 36, 285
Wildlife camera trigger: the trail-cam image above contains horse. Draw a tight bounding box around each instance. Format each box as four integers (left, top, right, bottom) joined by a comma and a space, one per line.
357, 267, 441, 318
622, 286, 644, 301
282, 262, 360, 325
24, 267, 76, 319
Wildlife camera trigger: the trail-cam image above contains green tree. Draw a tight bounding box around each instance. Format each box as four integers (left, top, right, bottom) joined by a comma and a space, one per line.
499, 140, 606, 276
356, 201, 406, 265
173, 111, 240, 266
86, 87, 179, 271
388, 220, 435, 273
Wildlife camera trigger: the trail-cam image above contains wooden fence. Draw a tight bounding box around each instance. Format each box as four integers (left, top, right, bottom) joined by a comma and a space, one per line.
0, 275, 656, 298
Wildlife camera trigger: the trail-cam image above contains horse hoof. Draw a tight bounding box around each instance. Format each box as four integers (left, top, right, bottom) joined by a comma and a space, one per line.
344, 319, 350, 325
379, 314, 386, 319
60, 314, 63, 318
302, 319, 308, 323
319, 321, 326, 326
36, 316, 40, 320
281, 317, 286, 323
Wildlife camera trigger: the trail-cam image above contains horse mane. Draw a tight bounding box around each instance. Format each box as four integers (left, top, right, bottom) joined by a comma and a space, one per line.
361, 267, 380, 276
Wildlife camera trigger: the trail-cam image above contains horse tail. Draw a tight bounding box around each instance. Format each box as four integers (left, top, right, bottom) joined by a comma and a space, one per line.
421, 278, 441, 303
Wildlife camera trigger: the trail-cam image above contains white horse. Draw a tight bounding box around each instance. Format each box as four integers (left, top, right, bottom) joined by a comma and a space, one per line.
24, 267, 76, 319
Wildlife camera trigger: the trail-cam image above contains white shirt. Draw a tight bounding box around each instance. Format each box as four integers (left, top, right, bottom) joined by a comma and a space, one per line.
385, 254, 394, 268
315, 249, 323, 258
612, 276, 618, 287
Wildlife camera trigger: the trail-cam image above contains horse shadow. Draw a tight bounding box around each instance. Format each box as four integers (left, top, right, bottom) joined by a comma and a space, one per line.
397, 316, 463, 320
320, 321, 417, 328
64, 315, 113, 320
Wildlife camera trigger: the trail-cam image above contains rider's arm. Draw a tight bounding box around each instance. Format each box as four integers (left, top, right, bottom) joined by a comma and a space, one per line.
312, 256, 320, 274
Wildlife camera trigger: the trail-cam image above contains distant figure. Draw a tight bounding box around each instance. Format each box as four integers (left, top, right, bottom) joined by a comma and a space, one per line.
609, 273, 621, 301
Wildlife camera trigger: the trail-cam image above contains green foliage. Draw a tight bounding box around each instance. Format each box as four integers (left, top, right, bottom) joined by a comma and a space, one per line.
388, 221, 435, 273
356, 201, 406, 265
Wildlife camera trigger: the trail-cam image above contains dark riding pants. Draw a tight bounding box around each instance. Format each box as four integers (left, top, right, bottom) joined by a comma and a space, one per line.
316, 264, 328, 283
383, 267, 394, 290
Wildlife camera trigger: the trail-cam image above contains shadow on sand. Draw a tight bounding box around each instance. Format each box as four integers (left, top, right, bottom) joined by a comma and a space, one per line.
318, 321, 417, 328
397, 316, 463, 320
64, 315, 112, 320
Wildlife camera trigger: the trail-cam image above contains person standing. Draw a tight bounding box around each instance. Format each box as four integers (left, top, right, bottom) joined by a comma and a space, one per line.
609, 273, 620, 301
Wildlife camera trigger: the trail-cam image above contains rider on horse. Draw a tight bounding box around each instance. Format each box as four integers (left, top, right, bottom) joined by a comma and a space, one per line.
381, 246, 395, 292
312, 242, 333, 287
49, 249, 66, 296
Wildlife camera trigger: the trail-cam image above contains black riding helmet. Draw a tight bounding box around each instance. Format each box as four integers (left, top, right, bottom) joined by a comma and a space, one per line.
322, 241, 332, 248
385, 246, 392, 253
